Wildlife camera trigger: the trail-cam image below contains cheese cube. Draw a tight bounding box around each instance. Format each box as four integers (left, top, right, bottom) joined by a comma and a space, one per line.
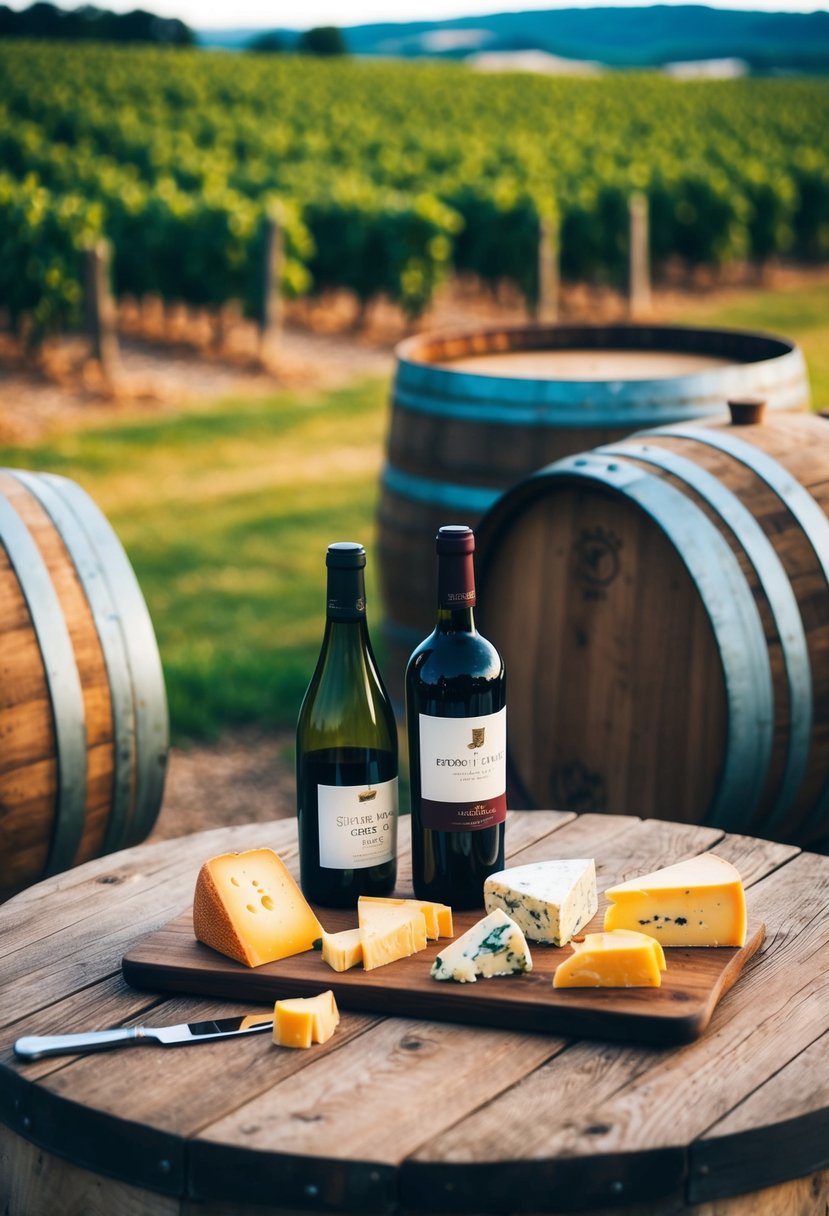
321, 928, 363, 972
357, 896, 453, 940
274, 991, 340, 1048
603, 853, 747, 946
484, 858, 598, 945
354, 901, 426, 970
553, 929, 667, 988
431, 908, 532, 983
193, 848, 323, 968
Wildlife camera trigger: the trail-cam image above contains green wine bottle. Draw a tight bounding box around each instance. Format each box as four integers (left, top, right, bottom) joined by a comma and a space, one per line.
297, 542, 398, 907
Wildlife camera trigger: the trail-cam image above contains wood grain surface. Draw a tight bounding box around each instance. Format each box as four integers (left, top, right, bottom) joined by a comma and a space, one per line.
1, 810, 826, 1216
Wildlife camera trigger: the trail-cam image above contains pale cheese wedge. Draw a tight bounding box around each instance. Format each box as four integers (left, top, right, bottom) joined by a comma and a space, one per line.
553, 929, 667, 988
357, 899, 428, 971
357, 896, 454, 940
603, 852, 746, 947
321, 927, 364, 972
274, 990, 340, 1048
193, 848, 322, 967
321, 899, 455, 973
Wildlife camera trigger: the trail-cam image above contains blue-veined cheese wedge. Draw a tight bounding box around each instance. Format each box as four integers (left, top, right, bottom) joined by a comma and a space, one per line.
484, 858, 598, 945
603, 853, 746, 946
430, 908, 532, 983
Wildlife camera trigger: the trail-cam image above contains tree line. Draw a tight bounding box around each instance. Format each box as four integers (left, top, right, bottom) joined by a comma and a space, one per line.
0, 2, 347, 54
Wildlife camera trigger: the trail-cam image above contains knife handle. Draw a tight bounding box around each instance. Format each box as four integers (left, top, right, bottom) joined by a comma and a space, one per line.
14, 1027, 143, 1060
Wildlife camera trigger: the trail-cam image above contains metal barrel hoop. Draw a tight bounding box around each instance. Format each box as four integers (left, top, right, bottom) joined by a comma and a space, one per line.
599, 440, 812, 833
0, 492, 87, 875
41, 473, 169, 847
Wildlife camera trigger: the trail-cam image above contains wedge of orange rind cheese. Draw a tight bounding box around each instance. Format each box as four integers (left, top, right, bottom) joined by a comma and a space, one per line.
193, 847, 322, 967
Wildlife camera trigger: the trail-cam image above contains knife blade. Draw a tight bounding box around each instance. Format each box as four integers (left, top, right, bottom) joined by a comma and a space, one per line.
14, 1013, 274, 1060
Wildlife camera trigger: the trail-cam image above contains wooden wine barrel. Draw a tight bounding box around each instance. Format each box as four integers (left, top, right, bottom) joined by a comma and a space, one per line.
0, 469, 168, 901
377, 323, 809, 694
474, 405, 829, 846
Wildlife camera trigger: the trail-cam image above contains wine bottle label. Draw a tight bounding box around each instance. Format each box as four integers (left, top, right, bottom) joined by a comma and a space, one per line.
318, 777, 399, 870
418, 708, 507, 832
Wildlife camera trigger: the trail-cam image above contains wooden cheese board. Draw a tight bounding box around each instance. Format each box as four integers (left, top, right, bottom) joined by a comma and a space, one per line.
122, 903, 764, 1047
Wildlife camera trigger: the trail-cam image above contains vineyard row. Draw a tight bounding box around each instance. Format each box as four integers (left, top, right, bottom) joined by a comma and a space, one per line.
1, 44, 828, 344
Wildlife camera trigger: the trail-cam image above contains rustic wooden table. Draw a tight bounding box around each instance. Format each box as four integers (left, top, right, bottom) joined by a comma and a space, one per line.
2, 810, 828, 1216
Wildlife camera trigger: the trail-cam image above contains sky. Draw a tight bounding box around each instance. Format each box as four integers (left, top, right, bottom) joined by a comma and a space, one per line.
5, 0, 824, 29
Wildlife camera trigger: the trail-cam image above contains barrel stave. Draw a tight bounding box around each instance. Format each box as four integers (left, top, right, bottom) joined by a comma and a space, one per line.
0, 471, 167, 900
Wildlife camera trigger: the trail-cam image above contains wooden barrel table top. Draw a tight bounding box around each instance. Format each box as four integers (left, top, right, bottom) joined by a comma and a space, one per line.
2, 811, 829, 1216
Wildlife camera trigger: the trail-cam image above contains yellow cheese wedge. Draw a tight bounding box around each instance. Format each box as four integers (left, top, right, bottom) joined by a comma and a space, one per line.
358, 899, 428, 952
603, 852, 747, 947
193, 848, 323, 967
357, 896, 454, 940
354, 901, 426, 971
274, 990, 340, 1048
553, 929, 667, 988
321, 927, 363, 972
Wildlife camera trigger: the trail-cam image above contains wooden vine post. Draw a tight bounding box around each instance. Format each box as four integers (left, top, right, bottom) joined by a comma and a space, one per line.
628, 191, 652, 318
84, 239, 121, 380
534, 214, 560, 323
259, 213, 284, 360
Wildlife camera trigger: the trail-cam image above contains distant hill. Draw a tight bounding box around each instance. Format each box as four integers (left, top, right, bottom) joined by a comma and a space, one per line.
199, 6, 829, 73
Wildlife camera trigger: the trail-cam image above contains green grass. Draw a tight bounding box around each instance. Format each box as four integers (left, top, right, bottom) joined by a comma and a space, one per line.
670, 279, 829, 409
2, 278, 827, 744
0, 378, 391, 740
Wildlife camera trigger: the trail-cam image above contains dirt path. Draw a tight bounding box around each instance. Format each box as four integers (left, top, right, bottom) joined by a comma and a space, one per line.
149, 729, 297, 843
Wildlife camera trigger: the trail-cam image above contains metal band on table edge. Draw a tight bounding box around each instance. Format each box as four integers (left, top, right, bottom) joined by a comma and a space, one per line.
599, 441, 812, 833
531, 451, 775, 830
41, 474, 169, 846
645, 424, 829, 837
5, 470, 135, 855
0, 494, 87, 875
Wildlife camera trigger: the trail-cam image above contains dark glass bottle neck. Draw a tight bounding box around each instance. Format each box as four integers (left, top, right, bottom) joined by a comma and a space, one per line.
436, 550, 476, 634
326, 565, 366, 623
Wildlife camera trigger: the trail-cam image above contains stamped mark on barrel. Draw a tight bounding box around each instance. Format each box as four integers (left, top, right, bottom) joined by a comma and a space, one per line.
574, 527, 622, 599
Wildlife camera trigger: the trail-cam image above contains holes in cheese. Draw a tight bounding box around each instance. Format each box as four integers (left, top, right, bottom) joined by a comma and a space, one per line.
193, 848, 323, 967
553, 929, 667, 988
274, 990, 340, 1048
603, 852, 747, 947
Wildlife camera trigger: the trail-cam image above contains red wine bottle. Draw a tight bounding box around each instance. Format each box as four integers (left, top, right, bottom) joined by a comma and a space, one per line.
297, 543, 398, 907
405, 525, 506, 908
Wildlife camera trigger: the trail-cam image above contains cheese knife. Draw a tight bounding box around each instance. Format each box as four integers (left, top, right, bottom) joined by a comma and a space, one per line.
14, 1013, 274, 1060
